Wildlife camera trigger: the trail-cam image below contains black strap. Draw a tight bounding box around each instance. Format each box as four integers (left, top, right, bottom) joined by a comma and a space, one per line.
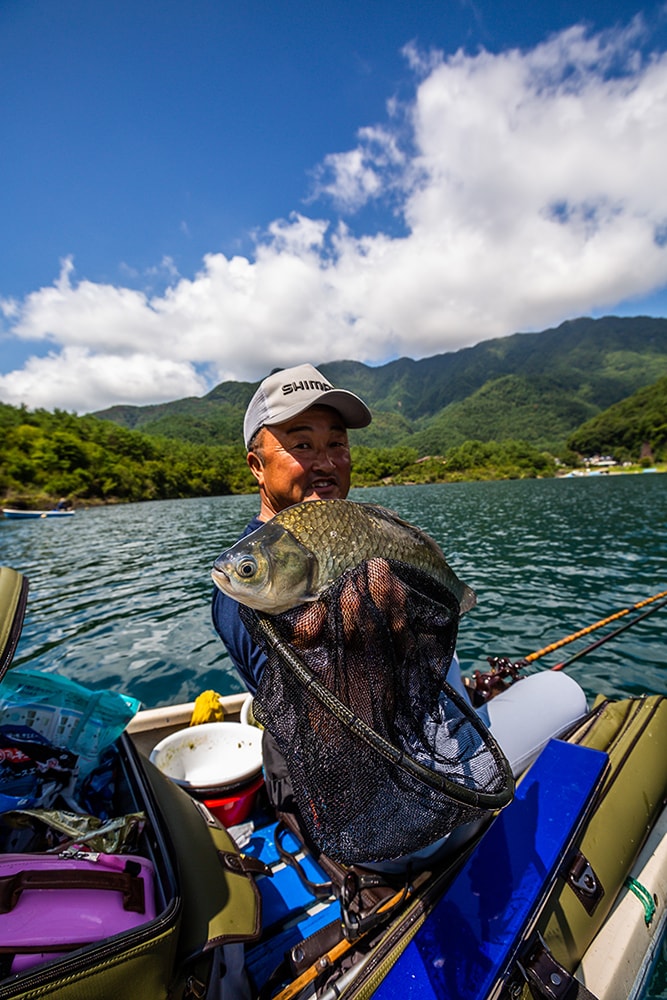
274, 821, 334, 901
288, 919, 345, 976
519, 938, 601, 1000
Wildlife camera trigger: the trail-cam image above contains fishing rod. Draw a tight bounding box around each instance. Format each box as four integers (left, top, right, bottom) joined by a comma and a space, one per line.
550, 595, 667, 671
469, 589, 667, 704
522, 589, 667, 664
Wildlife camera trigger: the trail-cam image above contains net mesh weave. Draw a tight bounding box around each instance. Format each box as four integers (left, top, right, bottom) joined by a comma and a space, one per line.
245, 558, 513, 864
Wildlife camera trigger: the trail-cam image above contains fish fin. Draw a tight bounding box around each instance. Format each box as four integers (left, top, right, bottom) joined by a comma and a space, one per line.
459, 585, 477, 614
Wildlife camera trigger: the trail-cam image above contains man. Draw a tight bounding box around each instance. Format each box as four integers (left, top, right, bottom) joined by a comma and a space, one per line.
212, 362, 372, 694
212, 363, 587, 820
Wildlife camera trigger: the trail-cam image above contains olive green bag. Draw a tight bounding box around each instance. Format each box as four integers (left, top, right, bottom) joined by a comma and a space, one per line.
0, 567, 262, 1000
0, 566, 28, 685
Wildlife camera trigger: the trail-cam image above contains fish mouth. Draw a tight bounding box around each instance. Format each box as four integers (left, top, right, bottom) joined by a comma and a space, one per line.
211, 566, 230, 591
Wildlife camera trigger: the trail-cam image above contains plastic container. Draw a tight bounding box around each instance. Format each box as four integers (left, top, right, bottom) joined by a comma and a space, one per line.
239, 693, 262, 729
239, 694, 253, 726
149, 722, 263, 794
202, 771, 265, 827
149, 721, 266, 826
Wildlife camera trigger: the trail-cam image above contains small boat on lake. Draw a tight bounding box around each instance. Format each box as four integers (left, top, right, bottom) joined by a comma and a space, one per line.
2, 507, 75, 519
0, 563, 666, 1000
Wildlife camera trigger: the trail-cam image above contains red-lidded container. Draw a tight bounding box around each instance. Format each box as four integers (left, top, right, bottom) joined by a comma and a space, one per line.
149, 721, 264, 826
202, 771, 265, 827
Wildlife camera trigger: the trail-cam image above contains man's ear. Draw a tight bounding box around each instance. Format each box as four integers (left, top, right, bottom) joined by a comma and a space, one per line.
247, 450, 264, 485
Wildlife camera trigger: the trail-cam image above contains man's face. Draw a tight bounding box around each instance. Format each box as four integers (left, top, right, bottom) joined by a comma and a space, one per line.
249, 405, 352, 519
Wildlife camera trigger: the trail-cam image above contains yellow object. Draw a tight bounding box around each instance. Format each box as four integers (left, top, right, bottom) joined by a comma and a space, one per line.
189, 690, 225, 726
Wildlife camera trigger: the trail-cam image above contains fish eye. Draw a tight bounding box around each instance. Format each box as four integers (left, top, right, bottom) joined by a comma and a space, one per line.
237, 556, 257, 579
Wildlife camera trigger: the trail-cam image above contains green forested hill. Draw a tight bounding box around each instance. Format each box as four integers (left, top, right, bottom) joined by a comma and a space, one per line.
94, 316, 667, 453
403, 374, 600, 454
567, 375, 667, 461
4, 316, 667, 508
0, 404, 255, 505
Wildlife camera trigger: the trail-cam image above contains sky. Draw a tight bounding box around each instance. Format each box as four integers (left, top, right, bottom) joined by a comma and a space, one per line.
2, 0, 667, 414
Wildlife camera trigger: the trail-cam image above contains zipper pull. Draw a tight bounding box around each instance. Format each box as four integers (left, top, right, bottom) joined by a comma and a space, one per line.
59, 846, 101, 862
59, 845, 131, 870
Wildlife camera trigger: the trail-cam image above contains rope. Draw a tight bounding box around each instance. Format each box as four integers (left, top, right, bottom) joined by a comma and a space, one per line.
624, 876, 657, 926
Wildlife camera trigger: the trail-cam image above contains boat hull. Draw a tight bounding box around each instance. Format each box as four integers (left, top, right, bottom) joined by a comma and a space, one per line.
127, 693, 667, 1000
1, 561, 665, 999
2, 508, 74, 519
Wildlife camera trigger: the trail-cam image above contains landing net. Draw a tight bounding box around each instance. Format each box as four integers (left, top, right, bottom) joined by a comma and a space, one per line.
245, 558, 514, 863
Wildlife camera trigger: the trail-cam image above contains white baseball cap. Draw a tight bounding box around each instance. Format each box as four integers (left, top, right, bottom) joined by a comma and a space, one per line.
243, 363, 372, 449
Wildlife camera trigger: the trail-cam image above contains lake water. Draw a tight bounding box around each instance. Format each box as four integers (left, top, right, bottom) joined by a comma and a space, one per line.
1, 473, 667, 994
2, 475, 665, 707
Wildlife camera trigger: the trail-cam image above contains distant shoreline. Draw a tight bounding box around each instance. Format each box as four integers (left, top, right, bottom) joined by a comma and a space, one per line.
3, 463, 664, 514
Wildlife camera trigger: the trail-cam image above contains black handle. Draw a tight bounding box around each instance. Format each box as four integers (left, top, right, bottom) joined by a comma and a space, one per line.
0, 866, 145, 914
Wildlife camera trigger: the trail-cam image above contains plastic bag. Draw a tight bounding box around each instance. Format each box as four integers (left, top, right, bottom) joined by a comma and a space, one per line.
0, 807, 146, 854
0, 668, 140, 778
0, 723, 79, 814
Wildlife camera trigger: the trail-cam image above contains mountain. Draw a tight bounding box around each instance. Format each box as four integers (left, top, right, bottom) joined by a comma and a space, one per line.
94, 316, 667, 453
404, 374, 600, 454
567, 374, 667, 461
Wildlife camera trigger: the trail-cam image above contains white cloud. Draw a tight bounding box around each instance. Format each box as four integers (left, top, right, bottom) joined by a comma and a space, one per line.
0, 347, 207, 413
311, 126, 406, 211
3, 18, 667, 413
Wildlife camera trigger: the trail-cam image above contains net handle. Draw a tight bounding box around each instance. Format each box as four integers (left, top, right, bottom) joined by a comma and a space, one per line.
255, 612, 514, 811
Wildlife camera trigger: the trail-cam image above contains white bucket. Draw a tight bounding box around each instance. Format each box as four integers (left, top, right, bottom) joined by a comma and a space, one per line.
240, 694, 254, 726
149, 722, 263, 795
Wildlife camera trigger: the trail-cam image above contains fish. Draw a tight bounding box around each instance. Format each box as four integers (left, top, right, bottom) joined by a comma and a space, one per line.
211, 499, 476, 615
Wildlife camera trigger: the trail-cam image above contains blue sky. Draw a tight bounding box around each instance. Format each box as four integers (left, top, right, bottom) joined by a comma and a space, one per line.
2, 0, 667, 412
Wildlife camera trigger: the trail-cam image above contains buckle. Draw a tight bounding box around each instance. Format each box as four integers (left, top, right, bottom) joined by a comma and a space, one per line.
515, 932, 600, 1000
217, 850, 272, 878
563, 849, 604, 915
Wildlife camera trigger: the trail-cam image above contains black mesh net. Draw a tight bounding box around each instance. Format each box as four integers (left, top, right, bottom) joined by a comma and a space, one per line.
244, 558, 514, 864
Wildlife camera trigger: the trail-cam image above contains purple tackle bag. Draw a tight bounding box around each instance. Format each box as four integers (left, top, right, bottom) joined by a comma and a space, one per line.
0, 851, 156, 973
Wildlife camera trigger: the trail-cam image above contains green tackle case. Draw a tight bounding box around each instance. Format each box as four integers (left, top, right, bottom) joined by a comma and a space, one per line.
0, 566, 262, 1000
